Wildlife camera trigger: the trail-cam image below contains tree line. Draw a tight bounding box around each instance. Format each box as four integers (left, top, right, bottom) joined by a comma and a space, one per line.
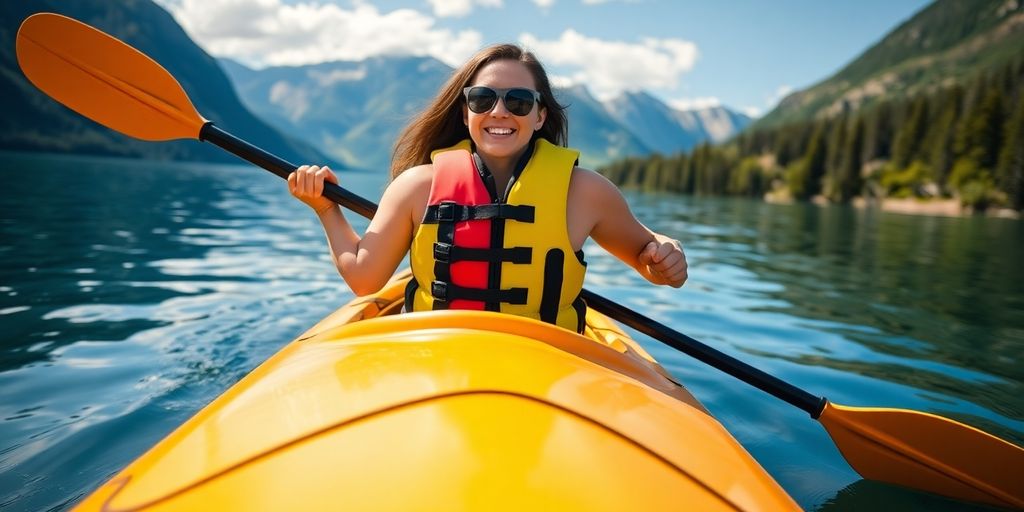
599, 57, 1024, 211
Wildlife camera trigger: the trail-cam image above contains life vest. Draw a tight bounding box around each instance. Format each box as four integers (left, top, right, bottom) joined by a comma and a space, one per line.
406, 138, 587, 332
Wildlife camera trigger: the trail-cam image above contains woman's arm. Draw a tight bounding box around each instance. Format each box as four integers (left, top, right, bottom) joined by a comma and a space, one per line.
290, 164, 431, 295
571, 168, 688, 288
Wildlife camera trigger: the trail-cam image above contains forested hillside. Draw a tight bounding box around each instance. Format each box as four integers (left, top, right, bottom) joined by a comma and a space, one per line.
601, 0, 1024, 211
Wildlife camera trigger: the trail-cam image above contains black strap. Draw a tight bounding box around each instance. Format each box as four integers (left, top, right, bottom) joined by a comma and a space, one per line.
539, 249, 564, 325
431, 201, 457, 311
572, 295, 587, 334
422, 203, 535, 224
404, 278, 418, 312
433, 242, 531, 264
431, 281, 528, 305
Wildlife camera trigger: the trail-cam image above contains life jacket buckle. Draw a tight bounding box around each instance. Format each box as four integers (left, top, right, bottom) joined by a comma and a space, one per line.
437, 201, 457, 222
430, 280, 448, 302
433, 242, 452, 263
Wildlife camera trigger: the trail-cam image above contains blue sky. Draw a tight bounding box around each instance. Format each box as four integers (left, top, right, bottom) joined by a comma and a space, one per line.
157, 0, 931, 116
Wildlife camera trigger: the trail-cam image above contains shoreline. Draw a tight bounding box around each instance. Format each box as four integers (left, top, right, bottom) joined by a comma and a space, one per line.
766, 192, 1020, 219
854, 197, 1021, 219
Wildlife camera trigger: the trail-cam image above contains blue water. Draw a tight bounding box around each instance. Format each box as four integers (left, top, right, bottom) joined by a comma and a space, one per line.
0, 151, 1020, 511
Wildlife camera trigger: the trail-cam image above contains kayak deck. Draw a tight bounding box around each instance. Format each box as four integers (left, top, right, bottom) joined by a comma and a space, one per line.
75, 270, 798, 511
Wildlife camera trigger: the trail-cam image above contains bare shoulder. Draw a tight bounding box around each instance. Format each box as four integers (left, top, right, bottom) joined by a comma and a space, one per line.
569, 166, 623, 201
390, 164, 433, 190
382, 164, 433, 227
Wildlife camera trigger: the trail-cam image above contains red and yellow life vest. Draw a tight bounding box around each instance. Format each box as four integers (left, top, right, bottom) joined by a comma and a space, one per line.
406, 138, 587, 332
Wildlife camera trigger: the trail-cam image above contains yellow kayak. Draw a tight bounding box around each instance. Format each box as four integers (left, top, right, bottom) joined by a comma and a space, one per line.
75, 270, 798, 511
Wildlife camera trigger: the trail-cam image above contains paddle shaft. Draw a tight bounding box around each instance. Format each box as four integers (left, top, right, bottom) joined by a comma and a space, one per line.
200, 120, 827, 417
581, 291, 827, 416
200, 123, 378, 219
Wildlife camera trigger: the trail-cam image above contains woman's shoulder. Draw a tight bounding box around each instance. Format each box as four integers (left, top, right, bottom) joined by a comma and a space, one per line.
390, 163, 433, 189
570, 166, 619, 195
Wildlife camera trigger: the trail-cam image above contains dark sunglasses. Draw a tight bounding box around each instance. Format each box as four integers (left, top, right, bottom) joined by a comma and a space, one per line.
463, 86, 541, 116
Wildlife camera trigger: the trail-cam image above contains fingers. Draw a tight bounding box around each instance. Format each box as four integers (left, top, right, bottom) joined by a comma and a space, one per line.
289, 165, 337, 198
638, 241, 657, 266
321, 166, 338, 185
287, 169, 298, 194
313, 166, 335, 197
641, 238, 687, 287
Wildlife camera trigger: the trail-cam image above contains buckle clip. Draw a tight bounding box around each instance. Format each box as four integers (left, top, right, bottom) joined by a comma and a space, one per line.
433, 242, 452, 263
437, 201, 456, 222
431, 281, 448, 302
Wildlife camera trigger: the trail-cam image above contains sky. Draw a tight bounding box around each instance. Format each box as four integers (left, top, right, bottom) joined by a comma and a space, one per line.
154, 0, 932, 117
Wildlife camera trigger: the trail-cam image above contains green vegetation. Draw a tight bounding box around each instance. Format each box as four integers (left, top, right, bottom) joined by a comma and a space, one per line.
756, 0, 1024, 129
599, 56, 1024, 211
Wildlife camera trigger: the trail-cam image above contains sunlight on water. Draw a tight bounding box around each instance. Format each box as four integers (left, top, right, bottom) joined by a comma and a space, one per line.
0, 153, 1020, 511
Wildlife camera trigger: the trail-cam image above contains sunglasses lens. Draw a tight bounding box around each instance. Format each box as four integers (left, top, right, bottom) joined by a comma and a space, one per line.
466, 87, 498, 114
465, 87, 539, 116
504, 89, 536, 116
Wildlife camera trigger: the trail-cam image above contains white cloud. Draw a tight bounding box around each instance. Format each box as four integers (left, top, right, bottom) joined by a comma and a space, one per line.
532, 0, 556, 8
742, 106, 762, 118
768, 85, 794, 107
519, 29, 698, 100
155, 0, 482, 67
428, 0, 502, 18
669, 96, 720, 111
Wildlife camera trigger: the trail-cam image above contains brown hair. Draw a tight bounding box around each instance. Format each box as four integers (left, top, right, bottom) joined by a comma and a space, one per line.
389, 44, 568, 179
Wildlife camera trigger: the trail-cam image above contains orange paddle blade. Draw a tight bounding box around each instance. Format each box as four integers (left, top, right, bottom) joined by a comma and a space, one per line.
16, 12, 204, 141
819, 402, 1024, 509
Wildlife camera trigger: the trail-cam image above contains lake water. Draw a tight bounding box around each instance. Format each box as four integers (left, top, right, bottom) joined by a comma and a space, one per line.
0, 151, 1020, 511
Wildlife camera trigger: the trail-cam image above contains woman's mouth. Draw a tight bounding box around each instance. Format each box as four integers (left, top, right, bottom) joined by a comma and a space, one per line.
484, 127, 516, 136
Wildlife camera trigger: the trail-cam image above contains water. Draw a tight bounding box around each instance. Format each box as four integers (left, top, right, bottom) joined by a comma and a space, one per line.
0, 151, 1020, 511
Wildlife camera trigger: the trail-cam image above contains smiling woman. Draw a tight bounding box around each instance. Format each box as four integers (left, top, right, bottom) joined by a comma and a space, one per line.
288, 43, 688, 332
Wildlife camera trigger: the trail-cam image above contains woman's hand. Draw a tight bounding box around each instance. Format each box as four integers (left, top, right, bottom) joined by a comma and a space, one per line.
637, 235, 688, 287
288, 165, 338, 215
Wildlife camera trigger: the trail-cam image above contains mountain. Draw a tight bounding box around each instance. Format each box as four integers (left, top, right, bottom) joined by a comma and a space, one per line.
674, 106, 752, 144
603, 91, 751, 154
555, 85, 651, 167
221, 56, 452, 171
0, 0, 330, 165
757, 0, 1024, 128
223, 58, 750, 170
604, 91, 702, 154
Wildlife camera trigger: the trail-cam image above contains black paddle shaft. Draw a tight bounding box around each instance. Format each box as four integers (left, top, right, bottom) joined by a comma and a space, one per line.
581, 290, 828, 417
201, 121, 827, 418
199, 123, 378, 219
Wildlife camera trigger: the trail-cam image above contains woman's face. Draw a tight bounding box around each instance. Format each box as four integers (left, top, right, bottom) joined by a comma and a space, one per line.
463, 60, 547, 162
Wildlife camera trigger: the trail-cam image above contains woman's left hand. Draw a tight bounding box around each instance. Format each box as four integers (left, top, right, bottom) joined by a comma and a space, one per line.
637, 235, 687, 288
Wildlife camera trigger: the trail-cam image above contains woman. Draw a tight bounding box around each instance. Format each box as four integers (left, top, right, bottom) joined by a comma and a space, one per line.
289, 44, 686, 333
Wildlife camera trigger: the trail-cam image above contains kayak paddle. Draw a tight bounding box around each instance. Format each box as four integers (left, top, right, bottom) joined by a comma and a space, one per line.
16, 12, 1024, 509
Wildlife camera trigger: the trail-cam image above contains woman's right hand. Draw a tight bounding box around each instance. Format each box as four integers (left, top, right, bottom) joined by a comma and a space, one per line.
288, 165, 338, 215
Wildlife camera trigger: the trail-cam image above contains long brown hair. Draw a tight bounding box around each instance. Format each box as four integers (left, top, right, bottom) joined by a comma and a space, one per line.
390, 44, 568, 179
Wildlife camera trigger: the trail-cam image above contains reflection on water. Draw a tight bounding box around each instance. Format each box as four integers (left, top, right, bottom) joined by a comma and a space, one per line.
0, 153, 1020, 511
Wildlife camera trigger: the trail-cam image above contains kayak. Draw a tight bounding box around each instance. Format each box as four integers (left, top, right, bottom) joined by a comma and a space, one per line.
74, 269, 798, 511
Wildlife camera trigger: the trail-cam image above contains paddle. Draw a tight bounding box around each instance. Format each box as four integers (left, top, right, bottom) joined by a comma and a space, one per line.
17, 12, 1024, 509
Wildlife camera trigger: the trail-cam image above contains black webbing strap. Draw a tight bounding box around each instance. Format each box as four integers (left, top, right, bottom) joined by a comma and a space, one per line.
433, 243, 531, 264
431, 200, 457, 310
422, 203, 535, 224
430, 281, 528, 305
539, 249, 564, 325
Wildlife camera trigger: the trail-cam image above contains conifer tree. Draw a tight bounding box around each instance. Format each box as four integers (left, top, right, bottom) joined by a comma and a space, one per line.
996, 96, 1024, 209
834, 117, 865, 202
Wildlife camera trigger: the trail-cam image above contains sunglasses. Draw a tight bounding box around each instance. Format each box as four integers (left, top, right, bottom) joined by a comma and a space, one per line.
463, 86, 542, 117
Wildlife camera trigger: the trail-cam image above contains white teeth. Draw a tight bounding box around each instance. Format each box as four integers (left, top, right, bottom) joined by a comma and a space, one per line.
486, 128, 514, 135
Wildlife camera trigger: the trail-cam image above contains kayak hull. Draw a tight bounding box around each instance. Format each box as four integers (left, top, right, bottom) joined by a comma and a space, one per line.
75, 271, 797, 511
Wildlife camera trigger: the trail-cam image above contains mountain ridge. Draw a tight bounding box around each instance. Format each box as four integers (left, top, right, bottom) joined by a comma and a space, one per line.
0, 0, 331, 166
221, 58, 751, 170
756, 0, 1024, 128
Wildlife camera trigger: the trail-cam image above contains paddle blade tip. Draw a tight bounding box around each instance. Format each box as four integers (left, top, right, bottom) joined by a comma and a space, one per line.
819, 402, 1024, 509
16, 12, 205, 142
